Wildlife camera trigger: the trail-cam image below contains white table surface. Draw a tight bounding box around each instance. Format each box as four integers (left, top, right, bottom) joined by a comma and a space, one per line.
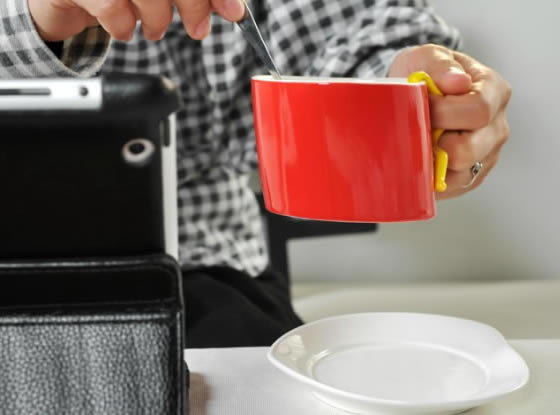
184, 340, 560, 415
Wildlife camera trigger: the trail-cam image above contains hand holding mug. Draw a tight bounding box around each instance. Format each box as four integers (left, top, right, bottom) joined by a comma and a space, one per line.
252, 45, 512, 223
389, 45, 512, 199
28, 0, 246, 42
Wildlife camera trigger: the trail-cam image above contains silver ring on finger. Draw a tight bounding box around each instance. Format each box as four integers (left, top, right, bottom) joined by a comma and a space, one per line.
462, 161, 484, 188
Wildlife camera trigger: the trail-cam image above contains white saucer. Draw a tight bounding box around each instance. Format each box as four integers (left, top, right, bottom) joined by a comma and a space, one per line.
268, 313, 529, 415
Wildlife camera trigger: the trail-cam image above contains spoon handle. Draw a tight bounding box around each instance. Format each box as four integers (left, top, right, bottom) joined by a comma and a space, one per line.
237, 1, 282, 79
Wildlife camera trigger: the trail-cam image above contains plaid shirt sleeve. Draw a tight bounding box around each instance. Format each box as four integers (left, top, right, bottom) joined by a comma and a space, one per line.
0, 0, 110, 78
262, 0, 462, 78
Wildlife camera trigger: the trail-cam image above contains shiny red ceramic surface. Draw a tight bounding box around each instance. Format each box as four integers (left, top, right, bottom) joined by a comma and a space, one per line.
252, 76, 435, 222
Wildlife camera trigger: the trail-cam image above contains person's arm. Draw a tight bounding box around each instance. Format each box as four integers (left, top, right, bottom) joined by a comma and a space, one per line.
390, 44, 511, 199
2, 0, 247, 78
261, 0, 461, 78
261, 0, 510, 199
0, 0, 110, 78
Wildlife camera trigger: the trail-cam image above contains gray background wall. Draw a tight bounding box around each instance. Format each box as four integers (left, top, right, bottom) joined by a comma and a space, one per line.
290, 1, 560, 282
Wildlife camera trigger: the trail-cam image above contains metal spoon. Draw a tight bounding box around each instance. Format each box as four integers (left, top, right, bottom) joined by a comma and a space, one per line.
237, 0, 282, 79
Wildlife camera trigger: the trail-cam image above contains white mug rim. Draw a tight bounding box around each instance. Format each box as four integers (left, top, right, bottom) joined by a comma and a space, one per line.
252, 75, 421, 85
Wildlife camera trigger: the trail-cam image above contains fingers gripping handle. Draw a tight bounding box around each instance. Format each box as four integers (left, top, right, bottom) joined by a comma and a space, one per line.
408, 71, 448, 193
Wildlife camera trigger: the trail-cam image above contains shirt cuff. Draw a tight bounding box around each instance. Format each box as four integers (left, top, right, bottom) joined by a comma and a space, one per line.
59, 27, 111, 77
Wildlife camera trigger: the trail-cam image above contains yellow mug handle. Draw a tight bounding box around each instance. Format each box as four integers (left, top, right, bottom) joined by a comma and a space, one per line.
408, 71, 448, 193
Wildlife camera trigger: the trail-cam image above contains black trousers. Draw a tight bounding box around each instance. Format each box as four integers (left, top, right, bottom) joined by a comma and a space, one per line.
182, 266, 303, 348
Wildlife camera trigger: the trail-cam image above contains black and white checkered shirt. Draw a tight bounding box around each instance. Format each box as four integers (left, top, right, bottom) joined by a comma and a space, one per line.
0, 0, 460, 276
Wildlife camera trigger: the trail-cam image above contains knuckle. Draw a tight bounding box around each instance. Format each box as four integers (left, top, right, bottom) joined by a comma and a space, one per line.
502, 119, 511, 143
97, 0, 120, 16
420, 43, 447, 54
179, 0, 209, 18
504, 80, 513, 104
469, 94, 492, 128
407, 44, 447, 61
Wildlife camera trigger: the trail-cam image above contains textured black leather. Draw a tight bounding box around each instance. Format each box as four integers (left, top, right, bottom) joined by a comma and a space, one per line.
0, 75, 187, 414
0, 255, 187, 415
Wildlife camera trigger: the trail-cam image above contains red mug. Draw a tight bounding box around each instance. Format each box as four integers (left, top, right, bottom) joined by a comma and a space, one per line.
251, 73, 447, 223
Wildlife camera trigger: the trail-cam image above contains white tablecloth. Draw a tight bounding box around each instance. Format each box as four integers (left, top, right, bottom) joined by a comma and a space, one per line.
184, 340, 560, 415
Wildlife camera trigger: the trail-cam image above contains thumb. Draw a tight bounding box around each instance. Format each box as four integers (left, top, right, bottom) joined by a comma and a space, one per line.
423, 50, 472, 95
390, 46, 472, 95
430, 63, 472, 96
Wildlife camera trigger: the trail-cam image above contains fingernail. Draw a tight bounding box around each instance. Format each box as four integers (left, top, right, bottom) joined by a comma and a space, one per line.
144, 29, 162, 41
193, 15, 211, 39
125, 30, 135, 42
224, 0, 246, 21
